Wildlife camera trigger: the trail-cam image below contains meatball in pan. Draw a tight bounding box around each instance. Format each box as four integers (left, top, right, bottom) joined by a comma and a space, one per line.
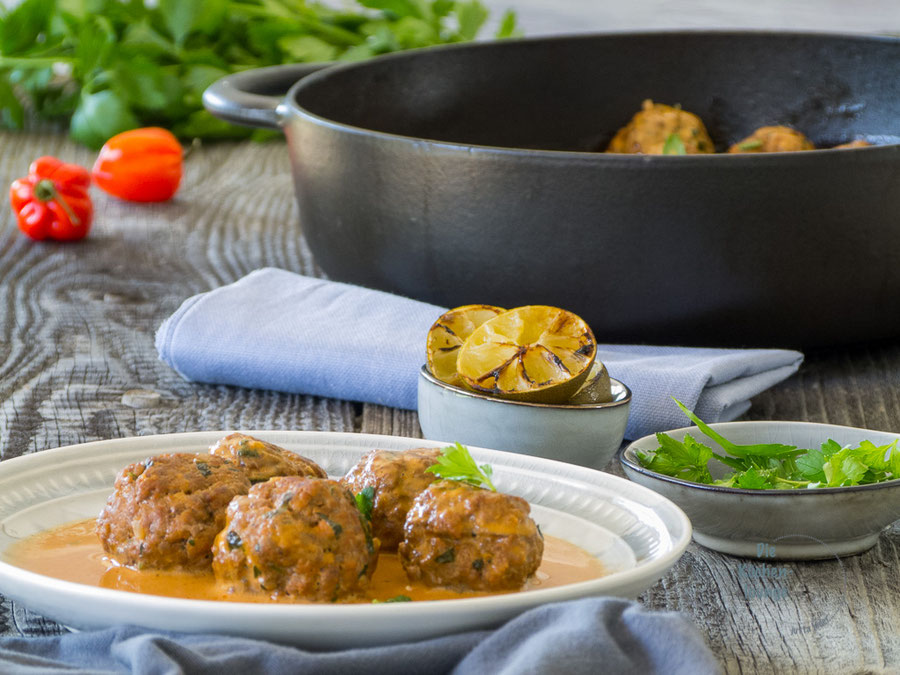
833, 139, 872, 149
606, 99, 715, 154
399, 481, 543, 591
728, 125, 815, 153
342, 448, 440, 551
210, 433, 326, 483
212, 476, 378, 602
97, 453, 251, 571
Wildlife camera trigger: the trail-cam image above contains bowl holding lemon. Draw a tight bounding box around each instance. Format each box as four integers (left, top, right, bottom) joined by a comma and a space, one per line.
418, 305, 631, 469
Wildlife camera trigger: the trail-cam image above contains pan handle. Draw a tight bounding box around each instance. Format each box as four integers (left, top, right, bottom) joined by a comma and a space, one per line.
202, 63, 330, 130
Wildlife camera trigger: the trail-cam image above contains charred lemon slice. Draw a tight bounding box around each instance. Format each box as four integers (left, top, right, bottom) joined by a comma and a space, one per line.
456, 305, 597, 403
426, 304, 506, 387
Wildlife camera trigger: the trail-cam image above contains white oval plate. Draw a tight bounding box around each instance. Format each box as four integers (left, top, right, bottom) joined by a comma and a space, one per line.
0, 431, 691, 648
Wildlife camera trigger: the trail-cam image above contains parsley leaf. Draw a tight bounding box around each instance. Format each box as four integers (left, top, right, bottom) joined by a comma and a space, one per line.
636, 433, 713, 483
734, 467, 774, 489
795, 446, 827, 482
737, 139, 764, 151
663, 133, 687, 155
355, 486, 375, 521
821, 439, 898, 486
673, 398, 802, 460
426, 442, 497, 491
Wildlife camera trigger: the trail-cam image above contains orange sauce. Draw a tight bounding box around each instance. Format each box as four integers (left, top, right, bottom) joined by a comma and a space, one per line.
5, 518, 606, 603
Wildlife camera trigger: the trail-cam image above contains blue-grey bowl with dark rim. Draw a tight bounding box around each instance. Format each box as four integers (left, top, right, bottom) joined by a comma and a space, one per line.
418, 366, 631, 470
619, 420, 900, 559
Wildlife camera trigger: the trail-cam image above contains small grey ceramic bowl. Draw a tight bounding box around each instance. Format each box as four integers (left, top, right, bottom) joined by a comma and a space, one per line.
417, 366, 631, 469
620, 421, 900, 560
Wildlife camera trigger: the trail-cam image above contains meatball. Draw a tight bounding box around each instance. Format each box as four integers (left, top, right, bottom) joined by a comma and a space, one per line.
606, 99, 715, 154
96, 453, 251, 571
728, 125, 815, 153
833, 139, 872, 149
209, 433, 326, 483
212, 476, 377, 602
341, 448, 440, 551
399, 481, 543, 591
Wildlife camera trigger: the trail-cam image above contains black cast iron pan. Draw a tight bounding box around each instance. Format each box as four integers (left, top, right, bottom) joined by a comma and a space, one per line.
204, 31, 900, 348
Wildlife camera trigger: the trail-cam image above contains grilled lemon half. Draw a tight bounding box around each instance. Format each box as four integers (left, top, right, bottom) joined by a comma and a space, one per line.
456, 305, 597, 403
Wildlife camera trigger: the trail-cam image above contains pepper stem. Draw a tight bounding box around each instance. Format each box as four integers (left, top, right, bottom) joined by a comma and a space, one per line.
34, 179, 81, 226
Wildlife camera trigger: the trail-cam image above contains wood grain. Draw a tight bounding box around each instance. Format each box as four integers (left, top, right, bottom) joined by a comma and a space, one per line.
0, 132, 897, 674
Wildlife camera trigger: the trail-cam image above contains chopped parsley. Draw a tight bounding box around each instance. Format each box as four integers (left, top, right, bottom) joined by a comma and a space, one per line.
355, 486, 375, 522
225, 531, 243, 550
663, 133, 687, 155
317, 513, 343, 537
435, 548, 456, 564
737, 139, 764, 151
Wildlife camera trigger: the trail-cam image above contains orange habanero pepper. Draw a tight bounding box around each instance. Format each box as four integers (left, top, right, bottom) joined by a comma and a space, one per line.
92, 127, 183, 202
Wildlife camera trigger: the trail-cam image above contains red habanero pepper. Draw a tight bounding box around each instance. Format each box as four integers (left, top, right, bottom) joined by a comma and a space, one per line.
10, 156, 93, 241
92, 127, 183, 202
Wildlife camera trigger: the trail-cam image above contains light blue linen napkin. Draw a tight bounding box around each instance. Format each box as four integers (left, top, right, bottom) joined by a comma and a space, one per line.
0, 598, 722, 674
156, 268, 802, 439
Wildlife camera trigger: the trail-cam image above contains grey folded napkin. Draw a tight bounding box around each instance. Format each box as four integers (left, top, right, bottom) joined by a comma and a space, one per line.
0, 598, 722, 674
156, 268, 802, 439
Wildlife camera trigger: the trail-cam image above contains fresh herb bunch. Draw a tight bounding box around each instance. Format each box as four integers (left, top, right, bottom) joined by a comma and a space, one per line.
0, 0, 520, 147
426, 442, 497, 491
636, 398, 900, 489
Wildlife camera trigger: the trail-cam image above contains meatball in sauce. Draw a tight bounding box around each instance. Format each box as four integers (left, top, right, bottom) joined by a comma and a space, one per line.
96, 453, 250, 571
209, 432, 326, 483
8, 447, 616, 605
399, 481, 543, 591
341, 448, 440, 551
212, 476, 378, 602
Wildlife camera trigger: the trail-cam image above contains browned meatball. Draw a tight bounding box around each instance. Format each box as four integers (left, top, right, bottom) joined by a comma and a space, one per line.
606, 99, 715, 154
96, 453, 250, 571
212, 477, 377, 602
341, 448, 440, 551
399, 481, 543, 591
209, 433, 326, 483
728, 125, 815, 153
833, 139, 872, 149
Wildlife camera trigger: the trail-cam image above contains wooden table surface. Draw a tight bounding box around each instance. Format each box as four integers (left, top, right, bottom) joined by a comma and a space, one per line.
479, 0, 900, 36
0, 7, 899, 671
